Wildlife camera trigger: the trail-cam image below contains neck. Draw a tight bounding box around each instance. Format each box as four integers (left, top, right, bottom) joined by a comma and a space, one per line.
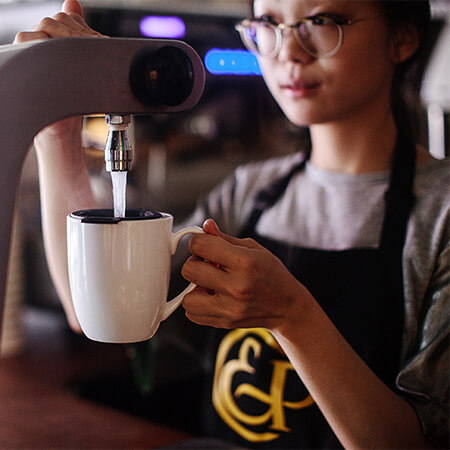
309, 107, 398, 174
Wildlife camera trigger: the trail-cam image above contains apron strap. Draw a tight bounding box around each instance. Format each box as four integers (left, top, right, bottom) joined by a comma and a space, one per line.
379, 134, 416, 251
239, 155, 308, 238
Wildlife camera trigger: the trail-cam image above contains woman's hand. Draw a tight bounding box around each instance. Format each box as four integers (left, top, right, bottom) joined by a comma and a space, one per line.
14, 0, 102, 43
181, 219, 313, 331
14, 0, 104, 139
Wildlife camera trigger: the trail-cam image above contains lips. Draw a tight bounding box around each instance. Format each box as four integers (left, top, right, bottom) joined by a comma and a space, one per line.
280, 80, 321, 98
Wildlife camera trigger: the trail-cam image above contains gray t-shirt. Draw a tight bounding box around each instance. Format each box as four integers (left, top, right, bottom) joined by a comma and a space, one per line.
185, 152, 450, 447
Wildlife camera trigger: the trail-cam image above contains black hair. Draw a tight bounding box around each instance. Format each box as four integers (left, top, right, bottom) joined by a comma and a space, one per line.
379, 1, 431, 137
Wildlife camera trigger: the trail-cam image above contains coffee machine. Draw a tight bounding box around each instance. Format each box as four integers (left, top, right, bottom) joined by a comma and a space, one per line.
0, 37, 205, 337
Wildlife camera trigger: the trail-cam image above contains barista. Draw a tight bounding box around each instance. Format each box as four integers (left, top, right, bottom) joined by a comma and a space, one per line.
15, 0, 449, 448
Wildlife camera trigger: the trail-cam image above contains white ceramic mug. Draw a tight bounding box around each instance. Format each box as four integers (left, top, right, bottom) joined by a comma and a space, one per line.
67, 209, 203, 343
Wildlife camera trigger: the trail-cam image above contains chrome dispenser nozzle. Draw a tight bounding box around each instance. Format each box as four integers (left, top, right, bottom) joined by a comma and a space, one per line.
104, 114, 133, 172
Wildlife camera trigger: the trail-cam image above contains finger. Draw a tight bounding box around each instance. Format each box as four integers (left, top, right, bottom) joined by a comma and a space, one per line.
182, 256, 228, 292
42, 13, 97, 33
188, 234, 245, 270
184, 309, 224, 328
14, 31, 50, 44
203, 218, 261, 250
183, 288, 259, 330
182, 289, 225, 326
61, 0, 102, 36
189, 231, 262, 273
52, 12, 102, 35
32, 16, 97, 38
203, 218, 220, 236
54, 11, 88, 29
65, 11, 91, 29
62, 0, 84, 18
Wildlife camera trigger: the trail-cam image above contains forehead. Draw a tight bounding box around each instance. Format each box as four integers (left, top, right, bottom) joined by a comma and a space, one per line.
253, 0, 379, 16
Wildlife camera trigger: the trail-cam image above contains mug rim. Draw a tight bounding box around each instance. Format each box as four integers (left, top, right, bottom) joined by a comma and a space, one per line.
70, 208, 166, 224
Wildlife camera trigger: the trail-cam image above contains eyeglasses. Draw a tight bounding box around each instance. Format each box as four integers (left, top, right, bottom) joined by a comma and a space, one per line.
235, 14, 381, 59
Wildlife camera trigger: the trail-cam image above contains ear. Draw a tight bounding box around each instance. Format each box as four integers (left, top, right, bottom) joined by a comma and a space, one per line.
391, 23, 420, 63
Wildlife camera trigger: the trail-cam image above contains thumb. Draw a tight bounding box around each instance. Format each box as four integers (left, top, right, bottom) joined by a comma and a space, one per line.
62, 0, 84, 17
203, 218, 221, 236
202, 219, 260, 249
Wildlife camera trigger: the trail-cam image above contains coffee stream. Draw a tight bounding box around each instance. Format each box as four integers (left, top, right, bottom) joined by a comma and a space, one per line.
111, 171, 127, 218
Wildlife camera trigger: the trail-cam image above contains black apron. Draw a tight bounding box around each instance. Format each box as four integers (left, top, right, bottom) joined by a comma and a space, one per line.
202, 135, 416, 449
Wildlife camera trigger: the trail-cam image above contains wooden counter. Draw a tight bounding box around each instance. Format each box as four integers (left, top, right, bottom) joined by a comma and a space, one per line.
0, 312, 191, 449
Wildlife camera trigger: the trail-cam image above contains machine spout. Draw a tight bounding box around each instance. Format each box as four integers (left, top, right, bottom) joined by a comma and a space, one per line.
104, 115, 133, 172
0, 37, 205, 337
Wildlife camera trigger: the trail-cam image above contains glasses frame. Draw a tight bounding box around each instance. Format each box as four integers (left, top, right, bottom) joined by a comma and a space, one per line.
235, 14, 381, 59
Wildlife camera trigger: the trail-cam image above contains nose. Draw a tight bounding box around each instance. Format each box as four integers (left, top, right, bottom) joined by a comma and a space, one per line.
277, 28, 315, 65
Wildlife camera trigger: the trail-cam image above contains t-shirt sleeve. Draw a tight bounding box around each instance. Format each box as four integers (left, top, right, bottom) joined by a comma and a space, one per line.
397, 242, 449, 448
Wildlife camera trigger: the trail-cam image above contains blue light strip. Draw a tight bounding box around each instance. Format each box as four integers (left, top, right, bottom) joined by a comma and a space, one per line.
205, 49, 262, 76
139, 16, 186, 39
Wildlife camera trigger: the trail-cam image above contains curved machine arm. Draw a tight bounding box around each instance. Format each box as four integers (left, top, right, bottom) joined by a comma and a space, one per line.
0, 37, 205, 334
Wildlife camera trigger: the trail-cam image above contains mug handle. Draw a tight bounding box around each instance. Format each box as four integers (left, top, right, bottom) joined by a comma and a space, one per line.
162, 226, 204, 321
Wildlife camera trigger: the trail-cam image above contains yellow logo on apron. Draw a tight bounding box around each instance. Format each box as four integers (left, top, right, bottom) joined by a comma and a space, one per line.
212, 328, 314, 443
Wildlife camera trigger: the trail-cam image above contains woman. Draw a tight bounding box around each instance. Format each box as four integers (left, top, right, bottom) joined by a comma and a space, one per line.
15, 0, 448, 448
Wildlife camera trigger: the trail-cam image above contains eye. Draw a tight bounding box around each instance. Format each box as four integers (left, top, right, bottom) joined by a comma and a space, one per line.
308, 14, 347, 26
258, 14, 277, 25
309, 15, 327, 25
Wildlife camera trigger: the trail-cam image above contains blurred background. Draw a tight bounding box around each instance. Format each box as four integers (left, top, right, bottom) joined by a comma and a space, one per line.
0, 0, 449, 440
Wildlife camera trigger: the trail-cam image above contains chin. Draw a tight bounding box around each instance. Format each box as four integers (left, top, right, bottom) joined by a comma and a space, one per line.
282, 110, 317, 127
288, 116, 313, 127
281, 101, 336, 127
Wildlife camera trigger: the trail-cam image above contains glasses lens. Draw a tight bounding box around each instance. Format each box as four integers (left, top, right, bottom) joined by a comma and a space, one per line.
241, 21, 277, 56
297, 18, 341, 57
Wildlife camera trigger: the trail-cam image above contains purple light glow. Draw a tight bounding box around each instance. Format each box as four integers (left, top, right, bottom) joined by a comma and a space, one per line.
139, 16, 186, 39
